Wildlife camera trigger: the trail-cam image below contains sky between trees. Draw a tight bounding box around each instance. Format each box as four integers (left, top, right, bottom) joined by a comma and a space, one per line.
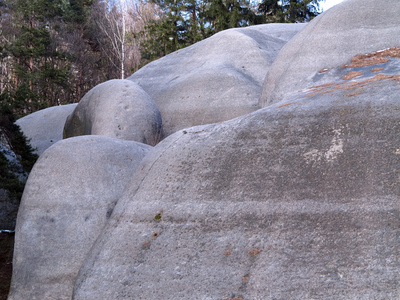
319, 0, 344, 11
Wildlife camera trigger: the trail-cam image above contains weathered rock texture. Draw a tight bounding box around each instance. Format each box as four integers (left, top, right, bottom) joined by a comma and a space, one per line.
129, 23, 305, 136
71, 2, 400, 297
16, 104, 77, 155
64, 80, 162, 145
8, 136, 151, 300
9, 1, 400, 298
73, 63, 400, 299
259, 0, 400, 106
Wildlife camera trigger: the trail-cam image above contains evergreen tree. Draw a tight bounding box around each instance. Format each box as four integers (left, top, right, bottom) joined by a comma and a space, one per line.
0, 103, 37, 172
203, 0, 261, 33
0, 102, 38, 201
140, 0, 262, 65
3, 0, 70, 116
258, 0, 320, 23
185, 0, 204, 44
61, 0, 109, 101
140, 0, 188, 63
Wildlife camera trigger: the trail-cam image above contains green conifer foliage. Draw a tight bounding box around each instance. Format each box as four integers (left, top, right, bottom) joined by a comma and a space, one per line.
2, 0, 70, 116
140, 0, 189, 63
258, 0, 320, 23
0, 103, 38, 201
140, 0, 263, 65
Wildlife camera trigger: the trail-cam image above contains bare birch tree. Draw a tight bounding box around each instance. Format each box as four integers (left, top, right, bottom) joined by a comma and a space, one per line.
92, 0, 131, 79
92, 0, 163, 78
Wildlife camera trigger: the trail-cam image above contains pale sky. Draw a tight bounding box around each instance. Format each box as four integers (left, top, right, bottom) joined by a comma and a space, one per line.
320, 0, 346, 12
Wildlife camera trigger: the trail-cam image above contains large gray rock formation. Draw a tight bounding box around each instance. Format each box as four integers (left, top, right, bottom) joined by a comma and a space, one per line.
64, 80, 162, 146
16, 104, 77, 155
73, 60, 400, 299
71, 1, 400, 297
9, 1, 400, 298
8, 136, 152, 300
259, 0, 400, 106
129, 23, 305, 136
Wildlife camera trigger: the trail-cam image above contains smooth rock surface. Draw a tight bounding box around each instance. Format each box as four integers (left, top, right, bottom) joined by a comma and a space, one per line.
64, 80, 162, 146
259, 0, 400, 106
8, 136, 152, 300
16, 104, 77, 155
73, 56, 400, 299
129, 23, 305, 136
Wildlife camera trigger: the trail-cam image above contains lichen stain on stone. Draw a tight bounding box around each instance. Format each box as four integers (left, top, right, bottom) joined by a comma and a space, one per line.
372, 67, 384, 73
248, 248, 260, 256
307, 73, 400, 97
277, 102, 295, 108
303, 149, 322, 164
305, 47, 400, 97
304, 128, 345, 164
223, 250, 232, 255
324, 129, 344, 161
340, 47, 400, 69
342, 71, 362, 80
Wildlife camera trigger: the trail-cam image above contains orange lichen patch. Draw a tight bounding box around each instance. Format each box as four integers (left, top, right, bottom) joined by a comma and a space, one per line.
309, 82, 335, 91
141, 240, 151, 249
341, 46, 400, 68
344, 91, 362, 97
371, 67, 384, 72
340, 57, 389, 68
277, 102, 295, 108
241, 276, 250, 283
342, 71, 362, 80
248, 248, 261, 256
223, 250, 232, 256
307, 73, 400, 97
304, 82, 336, 97
344, 73, 400, 88
142, 232, 160, 249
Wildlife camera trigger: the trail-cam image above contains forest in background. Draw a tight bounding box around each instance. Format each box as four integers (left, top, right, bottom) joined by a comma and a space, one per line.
0, 0, 321, 117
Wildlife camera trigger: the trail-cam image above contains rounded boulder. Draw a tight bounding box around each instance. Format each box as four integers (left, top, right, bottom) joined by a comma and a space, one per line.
259, 0, 400, 106
16, 104, 77, 155
8, 135, 152, 300
64, 80, 162, 146
129, 23, 305, 136
73, 66, 400, 299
